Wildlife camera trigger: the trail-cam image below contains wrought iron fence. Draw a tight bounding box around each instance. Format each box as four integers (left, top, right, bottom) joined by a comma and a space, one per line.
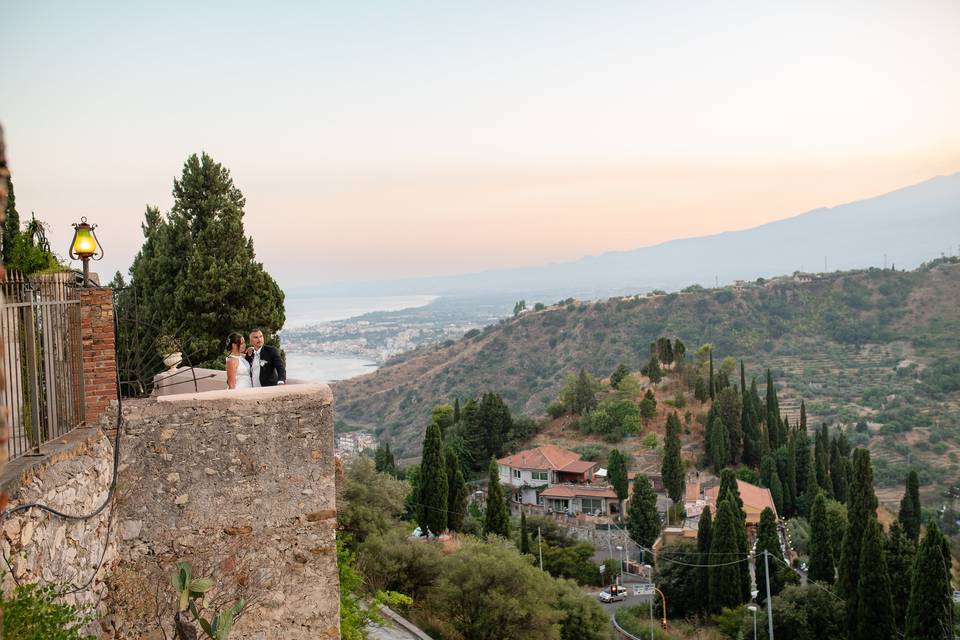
0, 271, 84, 460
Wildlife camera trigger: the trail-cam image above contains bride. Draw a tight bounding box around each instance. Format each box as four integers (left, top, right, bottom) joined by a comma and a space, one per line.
226, 333, 253, 390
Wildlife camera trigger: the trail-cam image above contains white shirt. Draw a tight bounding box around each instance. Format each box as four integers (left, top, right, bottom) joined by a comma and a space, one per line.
251, 347, 262, 387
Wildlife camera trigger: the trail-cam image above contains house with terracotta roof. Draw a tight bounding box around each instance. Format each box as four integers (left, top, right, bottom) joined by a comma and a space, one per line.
497, 445, 598, 506
704, 479, 778, 528
538, 484, 623, 516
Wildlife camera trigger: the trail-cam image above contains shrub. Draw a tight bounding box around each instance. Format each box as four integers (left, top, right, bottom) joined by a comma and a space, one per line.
545, 400, 566, 419
641, 432, 657, 449
1, 583, 95, 640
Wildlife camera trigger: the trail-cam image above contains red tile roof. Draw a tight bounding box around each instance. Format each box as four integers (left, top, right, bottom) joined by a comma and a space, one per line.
704, 479, 778, 523
560, 460, 597, 474
540, 485, 618, 499
498, 445, 581, 472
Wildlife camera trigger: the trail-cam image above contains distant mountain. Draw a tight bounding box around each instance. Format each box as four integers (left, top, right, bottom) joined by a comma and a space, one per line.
309, 172, 960, 300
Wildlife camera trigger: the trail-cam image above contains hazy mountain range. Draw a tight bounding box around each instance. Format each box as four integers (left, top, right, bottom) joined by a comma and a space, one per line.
306, 172, 960, 300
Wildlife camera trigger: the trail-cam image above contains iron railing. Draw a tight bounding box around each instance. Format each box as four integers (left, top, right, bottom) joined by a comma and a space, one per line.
0, 271, 84, 460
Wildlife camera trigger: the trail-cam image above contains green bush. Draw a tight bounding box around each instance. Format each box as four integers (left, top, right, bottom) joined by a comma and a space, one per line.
545, 400, 566, 419
1, 583, 95, 640
615, 605, 669, 639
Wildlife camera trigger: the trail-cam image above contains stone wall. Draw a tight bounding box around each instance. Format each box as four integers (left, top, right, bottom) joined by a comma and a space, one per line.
104, 383, 339, 639
0, 428, 118, 615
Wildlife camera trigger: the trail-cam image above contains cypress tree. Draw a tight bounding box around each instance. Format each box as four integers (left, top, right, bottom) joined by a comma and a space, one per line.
765, 369, 777, 448
519, 511, 530, 554
694, 377, 708, 403
2, 174, 18, 264
885, 521, 916, 632
607, 450, 629, 521
662, 413, 685, 504
770, 471, 784, 516
800, 450, 821, 518
708, 351, 716, 401
830, 437, 848, 503
716, 471, 751, 602
898, 470, 921, 543
446, 448, 468, 532
838, 449, 878, 630
760, 455, 776, 488
716, 387, 743, 464
795, 429, 811, 505
739, 360, 747, 407
785, 432, 798, 517
626, 474, 661, 552
696, 505, 713, 611
718, 469, 743, 513
808, 492, 834, 583
645, 354, 663, 384
418, 421, 448, 535
708, 499, 743, 612
799, 400, 808, 434
709, 415, 729, 474
854, 518, 894, 640
483, 458, 510, 538
905, 522, 953, 640
453, 397, 461, 424
815, 425, 832, 496
750, 378, 769, 457
740, 386, 761, 468
756, 508, 784, 604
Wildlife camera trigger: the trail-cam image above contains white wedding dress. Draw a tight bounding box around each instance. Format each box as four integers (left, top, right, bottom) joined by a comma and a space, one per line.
228, 354, 253, 389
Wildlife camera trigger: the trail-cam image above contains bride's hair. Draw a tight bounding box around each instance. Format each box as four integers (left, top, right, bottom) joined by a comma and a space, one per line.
226, 332, 243, 353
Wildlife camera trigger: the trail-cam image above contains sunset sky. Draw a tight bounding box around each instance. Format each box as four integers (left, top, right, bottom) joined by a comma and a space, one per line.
3, 2, 959, 289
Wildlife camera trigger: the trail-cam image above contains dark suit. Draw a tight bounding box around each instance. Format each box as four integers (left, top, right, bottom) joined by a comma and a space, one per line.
247, 345, 286, 387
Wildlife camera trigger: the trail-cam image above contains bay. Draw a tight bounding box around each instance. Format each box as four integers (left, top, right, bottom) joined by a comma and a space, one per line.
282, 294, 437, 382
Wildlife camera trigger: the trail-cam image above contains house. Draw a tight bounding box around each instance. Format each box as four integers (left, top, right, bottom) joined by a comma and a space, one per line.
538, 484, 625, 516
498, 445, 598, 506
793, 272, 814, 284
704, 479, 778, 528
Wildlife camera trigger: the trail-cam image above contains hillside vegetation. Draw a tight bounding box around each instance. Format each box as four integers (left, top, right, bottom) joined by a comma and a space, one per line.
333, 259, 960, 493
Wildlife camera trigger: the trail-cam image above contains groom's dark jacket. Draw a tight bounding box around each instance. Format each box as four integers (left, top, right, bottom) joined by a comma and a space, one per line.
247, 345, 286, 386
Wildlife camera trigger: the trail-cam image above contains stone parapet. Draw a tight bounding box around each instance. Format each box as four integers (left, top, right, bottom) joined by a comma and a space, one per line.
105, 383, 339, 639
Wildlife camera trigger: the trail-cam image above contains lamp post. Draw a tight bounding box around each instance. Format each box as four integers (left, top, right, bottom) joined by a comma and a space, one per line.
747, 604, 758, 640
69, 217, 102, 287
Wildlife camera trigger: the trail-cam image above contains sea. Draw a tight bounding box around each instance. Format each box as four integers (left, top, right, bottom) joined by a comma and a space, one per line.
282, 294, 437, 383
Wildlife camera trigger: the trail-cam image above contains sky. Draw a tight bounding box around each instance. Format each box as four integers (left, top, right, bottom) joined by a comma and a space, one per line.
2, 1, 959, 290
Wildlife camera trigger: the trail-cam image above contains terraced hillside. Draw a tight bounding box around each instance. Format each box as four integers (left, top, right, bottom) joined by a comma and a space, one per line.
333, 259, 960, 495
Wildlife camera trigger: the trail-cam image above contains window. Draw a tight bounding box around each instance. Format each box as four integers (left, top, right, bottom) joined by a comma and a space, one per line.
512, 469, 521, 479
537, 493, 544, 505
581, 498, 604, 513
531, 470, 548, 481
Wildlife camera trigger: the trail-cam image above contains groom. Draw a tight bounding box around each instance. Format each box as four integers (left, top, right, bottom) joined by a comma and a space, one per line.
246, 328, 286, 387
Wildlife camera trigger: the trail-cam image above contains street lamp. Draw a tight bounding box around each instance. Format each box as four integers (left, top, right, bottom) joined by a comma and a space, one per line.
747, 604, 758, 640
69, 217, 102, 287
615, 545, 624, 586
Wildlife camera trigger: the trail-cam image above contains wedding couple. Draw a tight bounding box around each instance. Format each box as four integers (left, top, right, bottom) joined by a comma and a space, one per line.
225, 329, 286, 389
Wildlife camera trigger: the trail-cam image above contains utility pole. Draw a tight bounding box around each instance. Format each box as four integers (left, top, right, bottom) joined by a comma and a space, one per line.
764, 550, 774, 639
538, 527, 543, 571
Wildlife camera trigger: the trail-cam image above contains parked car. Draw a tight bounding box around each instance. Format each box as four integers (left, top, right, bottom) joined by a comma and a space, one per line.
599, 589, 625, 603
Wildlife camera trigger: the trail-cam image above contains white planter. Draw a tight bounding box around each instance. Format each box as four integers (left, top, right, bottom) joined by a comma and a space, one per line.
163, 352, 183, 370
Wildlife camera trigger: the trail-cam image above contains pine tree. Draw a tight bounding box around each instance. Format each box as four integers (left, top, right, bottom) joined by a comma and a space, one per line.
898, 470, 922, 543
483, 459, 510, 538
626, 474, 661, 552
885, 521, 916, 632
662, 413, 685, 504
519, 511, 530, 554
645, 354, 663, 384
607, 450, 629, 521
756, 508, 784, 604
610, 363, 630, 389
808, 492, 834, 583
1, 174, 18, 264
708, 499, 744, 612
418, 421, 448, 535
446, 448, 468, 532
838, 449, 879, 632
696, 505, 713, 611
905, 522, 953, 640
854, 518, 894, 640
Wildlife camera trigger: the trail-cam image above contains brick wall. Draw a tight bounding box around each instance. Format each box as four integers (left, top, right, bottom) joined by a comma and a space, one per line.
80, 288, 116, 426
